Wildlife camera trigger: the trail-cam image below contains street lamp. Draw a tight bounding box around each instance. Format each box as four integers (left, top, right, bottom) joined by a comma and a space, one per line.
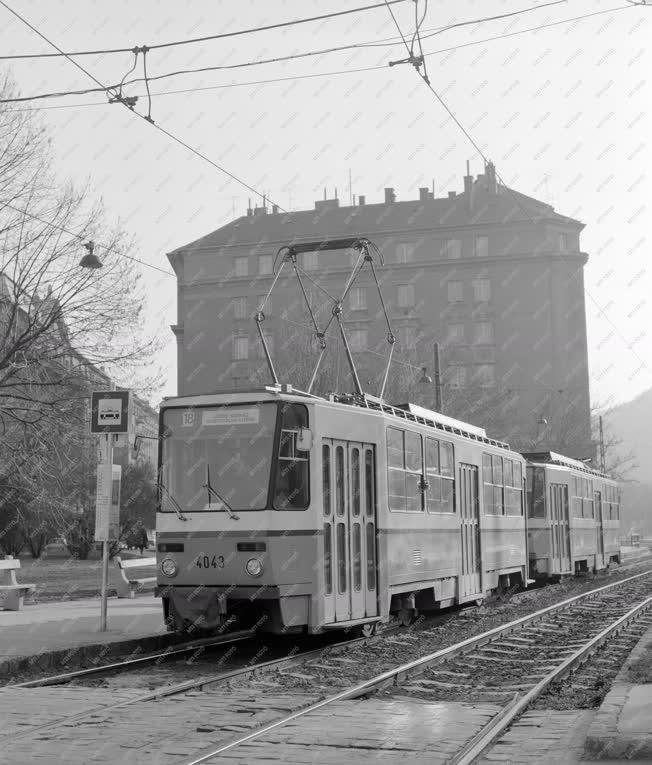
418, 367, 432, 384
79, 241, 103, 269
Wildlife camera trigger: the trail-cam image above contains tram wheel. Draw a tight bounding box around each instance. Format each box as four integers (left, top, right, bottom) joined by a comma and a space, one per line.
358, 622, 378, 638
397, 608, 414, 627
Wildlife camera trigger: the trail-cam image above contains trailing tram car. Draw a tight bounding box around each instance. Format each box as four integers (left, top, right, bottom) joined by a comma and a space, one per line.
524, 451, 621, 579
156, 384, 529, 635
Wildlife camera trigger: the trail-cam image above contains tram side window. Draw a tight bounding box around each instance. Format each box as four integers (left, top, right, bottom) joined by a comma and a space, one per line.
504, 459, 524, 516
527, 466, 546, 518
274, 403, 310, 510
387, 427, 423, 512
572, 476, 594, 518
483, 454, 504, 514
425, 438, 455, 513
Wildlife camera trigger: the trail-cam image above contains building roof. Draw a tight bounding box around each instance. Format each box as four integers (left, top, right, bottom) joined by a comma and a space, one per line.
168, 168, 584, 258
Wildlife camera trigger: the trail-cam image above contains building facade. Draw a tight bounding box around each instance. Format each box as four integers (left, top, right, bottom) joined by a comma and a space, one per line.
167, 163, 592, 458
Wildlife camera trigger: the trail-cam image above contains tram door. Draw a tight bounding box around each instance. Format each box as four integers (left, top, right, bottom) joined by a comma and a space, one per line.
322, 440, 378, 624
459, 463, 482, 598
595, 490, 604, 569
550, 484, 571, 573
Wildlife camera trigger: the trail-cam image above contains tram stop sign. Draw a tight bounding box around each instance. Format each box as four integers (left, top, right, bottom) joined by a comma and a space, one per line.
91, 390, 130, 434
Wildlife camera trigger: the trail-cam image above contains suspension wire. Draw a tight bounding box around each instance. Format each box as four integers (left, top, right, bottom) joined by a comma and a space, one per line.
0, 0, 285, 211
0, 0, 408, 60
385, 0, 649, 377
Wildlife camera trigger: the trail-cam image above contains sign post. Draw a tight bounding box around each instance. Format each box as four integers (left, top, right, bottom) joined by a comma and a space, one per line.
91, 390, 130, 632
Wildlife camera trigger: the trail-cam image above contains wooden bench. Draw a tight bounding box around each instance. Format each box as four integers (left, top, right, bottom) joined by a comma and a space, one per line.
0, 558, 35, 611
115, 556, 157, 599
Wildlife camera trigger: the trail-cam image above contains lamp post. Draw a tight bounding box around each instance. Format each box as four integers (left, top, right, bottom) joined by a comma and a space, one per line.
79, 241, 103, 269
418, 342, 443, 412
536, 415, 548, 446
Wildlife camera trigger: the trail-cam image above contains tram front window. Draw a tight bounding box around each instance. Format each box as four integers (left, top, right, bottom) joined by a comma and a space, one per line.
160, 403, 277, 512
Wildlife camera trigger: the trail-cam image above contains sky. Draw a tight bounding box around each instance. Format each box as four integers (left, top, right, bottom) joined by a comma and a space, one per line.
1, 0, 650, 410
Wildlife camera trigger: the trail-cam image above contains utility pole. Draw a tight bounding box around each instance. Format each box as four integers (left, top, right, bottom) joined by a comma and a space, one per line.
599, 415, 606, 472
433, 342, 443, 412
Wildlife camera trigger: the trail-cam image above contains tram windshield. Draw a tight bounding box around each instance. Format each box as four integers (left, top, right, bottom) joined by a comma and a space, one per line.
160, 403, 277, 512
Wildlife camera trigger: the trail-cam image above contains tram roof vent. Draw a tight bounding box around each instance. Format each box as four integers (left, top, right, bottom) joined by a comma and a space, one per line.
395, 402, 488, 438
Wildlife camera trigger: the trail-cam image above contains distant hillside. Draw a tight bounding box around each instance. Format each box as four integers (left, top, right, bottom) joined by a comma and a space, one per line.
606, 389, 652, 535
605, 388, 652, 483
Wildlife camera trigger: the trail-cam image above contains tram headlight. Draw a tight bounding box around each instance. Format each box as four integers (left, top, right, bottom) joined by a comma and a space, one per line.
245, 558, 263, 577
161, 557, 178, 578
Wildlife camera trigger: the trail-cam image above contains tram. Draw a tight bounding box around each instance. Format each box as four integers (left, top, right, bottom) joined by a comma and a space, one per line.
524, 452, 621, 578
156, 386, 529, 635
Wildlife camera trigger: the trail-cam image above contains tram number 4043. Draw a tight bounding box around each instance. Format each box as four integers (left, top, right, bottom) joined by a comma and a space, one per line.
195, 554, 225, 569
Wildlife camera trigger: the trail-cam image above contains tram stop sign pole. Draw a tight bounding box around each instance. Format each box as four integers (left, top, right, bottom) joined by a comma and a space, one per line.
91, 390, 130, 632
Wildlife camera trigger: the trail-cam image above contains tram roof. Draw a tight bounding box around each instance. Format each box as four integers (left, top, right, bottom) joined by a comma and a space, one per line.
161, 386, 513, 451
523, 451, 615, 480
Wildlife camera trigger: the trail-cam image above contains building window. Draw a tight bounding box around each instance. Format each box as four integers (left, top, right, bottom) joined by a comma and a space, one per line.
398, 326, 416, 347
559, 233, 568, 252
450, 366, 467, 388
475, 364, 495, 387
447, 323, 465, 344
233, 297, 248, 319
349, 287, 367, 311
398, 284, 415, 307
474, 236, 489, 258
473, 321, 494, 345
349, 329, 367, 352
473, 278, 491, 302
258, 254, 273, 275
443, 239, 462, 259
447, 281, 463, 303
232, 335, 249, 360
396, 243, 415, 263
234, 257, 248, 277
302, 251, 318, 270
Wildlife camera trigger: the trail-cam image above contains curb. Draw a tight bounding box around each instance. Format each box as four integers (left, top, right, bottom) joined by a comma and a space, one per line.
0, 631, 187, 683
584, 624, 652, 759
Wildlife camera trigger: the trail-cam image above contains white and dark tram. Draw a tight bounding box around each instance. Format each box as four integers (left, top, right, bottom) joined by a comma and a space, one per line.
156, 386, 530, 635
524, 451, 621, 578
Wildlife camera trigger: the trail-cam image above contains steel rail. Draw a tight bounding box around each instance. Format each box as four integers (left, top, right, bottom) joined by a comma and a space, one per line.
181, 567, 652, 765
8, 630, 254, 689
2, 630, 383, 742
450, 594, 652, 765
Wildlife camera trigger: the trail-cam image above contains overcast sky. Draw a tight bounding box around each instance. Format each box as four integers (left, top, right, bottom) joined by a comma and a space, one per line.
1, 0, 650, 409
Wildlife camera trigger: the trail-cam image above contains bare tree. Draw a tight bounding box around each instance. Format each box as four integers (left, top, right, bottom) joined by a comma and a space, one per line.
0, 75, 162, 547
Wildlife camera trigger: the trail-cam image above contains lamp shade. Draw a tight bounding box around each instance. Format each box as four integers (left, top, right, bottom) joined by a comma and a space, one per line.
80, 240, 102, 269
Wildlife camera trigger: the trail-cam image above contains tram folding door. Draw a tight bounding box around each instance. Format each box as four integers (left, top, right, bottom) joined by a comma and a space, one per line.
595, 490, 605, 569
459, 463, 482, 599
321, 439, 378, 625
550, 483, 571, 573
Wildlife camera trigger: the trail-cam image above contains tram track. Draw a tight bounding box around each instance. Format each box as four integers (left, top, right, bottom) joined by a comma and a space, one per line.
3, 567, 650, 765
175, 568, 652, 765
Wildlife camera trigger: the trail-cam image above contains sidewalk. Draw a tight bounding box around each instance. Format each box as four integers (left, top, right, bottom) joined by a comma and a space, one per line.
0, 594, 167, 677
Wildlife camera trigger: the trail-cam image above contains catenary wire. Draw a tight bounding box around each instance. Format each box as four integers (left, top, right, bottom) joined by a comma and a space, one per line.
0, 3, 633, 108
0, 0, 285, 212
0, 0, 408, 60
385, 0, 649, 375
1, 200, 175, 276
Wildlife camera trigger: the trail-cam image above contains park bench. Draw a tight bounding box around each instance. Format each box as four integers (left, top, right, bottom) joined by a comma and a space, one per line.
115, 556, 157, 599
0, 558, 36, 611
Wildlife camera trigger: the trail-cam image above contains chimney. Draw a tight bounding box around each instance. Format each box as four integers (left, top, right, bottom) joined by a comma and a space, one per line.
246, 197, 253, 216
419, 187, 429, 201
272, 204, 279, 214
485, 160, 497, 194
384, 187, 396, 204
358, 195, 366, 206
463, 160, 474, 209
